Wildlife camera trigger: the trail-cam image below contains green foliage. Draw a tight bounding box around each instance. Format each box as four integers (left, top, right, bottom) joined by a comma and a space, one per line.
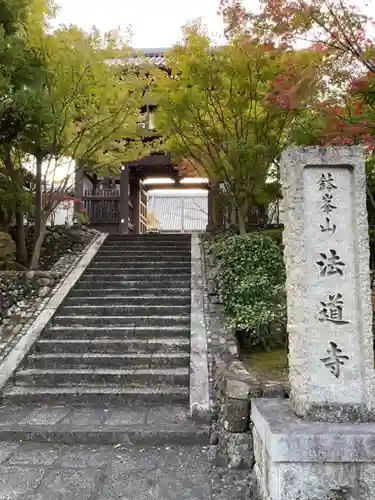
255, 228, 283, 244
213, 233, 287, 350
0, 6, 158, 269
154, 25, 324, 233
77, 212, 90, 225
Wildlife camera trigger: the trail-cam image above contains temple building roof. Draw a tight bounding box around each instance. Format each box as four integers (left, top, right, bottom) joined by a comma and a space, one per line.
109, 48, 167, 68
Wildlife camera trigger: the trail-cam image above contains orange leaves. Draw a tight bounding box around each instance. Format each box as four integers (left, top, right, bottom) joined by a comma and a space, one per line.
218, 0, 249, 34
350, 75, 370, 93
316, 97, 374, 150
264, 49, 324, 112
311, 42, 329, 52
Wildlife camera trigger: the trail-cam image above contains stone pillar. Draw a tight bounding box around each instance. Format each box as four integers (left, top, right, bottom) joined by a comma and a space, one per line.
251, 146, 375, 500
282, 146, 374, 422
119, 165, 129, 234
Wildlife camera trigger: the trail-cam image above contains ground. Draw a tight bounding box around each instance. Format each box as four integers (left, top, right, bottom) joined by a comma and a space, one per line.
0, 441, 211, 500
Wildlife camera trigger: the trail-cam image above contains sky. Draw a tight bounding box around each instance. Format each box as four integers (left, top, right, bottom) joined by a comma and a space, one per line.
54, 0, 231, 48
54, 0, 374, 49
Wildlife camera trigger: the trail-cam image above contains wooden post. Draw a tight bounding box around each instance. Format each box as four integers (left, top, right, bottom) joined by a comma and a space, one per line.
74, 165, 85, 221
130, 176, 141, 234
119, 165, 129, 234
206, 181, 219, 232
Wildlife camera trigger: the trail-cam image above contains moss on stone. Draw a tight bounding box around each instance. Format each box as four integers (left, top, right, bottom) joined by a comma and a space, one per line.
242, 348, 288, 383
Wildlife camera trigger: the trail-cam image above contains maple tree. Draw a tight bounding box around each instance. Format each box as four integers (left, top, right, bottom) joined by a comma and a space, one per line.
22, 26, 152, 269
219, 0, 374, 67
219, 0, 375, 149
155, 25, 326, 233
0, 1, 158, 269
0, 0, 54, 265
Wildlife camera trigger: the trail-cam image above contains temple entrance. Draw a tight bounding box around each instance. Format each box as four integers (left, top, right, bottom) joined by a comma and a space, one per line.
147, 192, 208, 233
75, 153, 209, 234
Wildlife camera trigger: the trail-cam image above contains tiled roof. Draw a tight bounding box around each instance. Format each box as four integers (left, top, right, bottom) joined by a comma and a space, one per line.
147, 194, 208, 232
109, 49, 167, 68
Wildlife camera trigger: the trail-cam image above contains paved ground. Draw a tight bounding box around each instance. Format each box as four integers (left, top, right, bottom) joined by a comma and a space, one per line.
0, 405, 253, 500
0, 441, 212, 500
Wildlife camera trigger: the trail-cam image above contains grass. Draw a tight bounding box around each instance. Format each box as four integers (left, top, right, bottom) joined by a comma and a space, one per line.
241, 347, 288, 383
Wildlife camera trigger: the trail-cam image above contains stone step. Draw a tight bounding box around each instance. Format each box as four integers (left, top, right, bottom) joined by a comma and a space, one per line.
64, 296, 191, 306
34, 338, 190, 354
103, 235, 190, 240
102, 239, 190, 245
25, 353, 190, 369
79, 273, 191, 282
15, 368, 189, 387
87, 262, 191, 270
0, 425, 208, 446
107, 233, 190, 236
0, 404, 209, 446
93, 255, 192, 263
2, 386, 189, 406
105, 235, 191, 240
0, 425, 208, 447
84, 266, 191, 274
101, 244, 190, 251
97, 250, 191, 257
58, 304, 191, 316
42, 325, 190, 340
74, 280, 191, 289
68, 287, 191, 297
52, 315, 190, 328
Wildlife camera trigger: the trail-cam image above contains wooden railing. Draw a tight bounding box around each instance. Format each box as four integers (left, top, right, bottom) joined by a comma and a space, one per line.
82, 189, 135, 230
84, 189, 120, 197
83, 197, 120, 224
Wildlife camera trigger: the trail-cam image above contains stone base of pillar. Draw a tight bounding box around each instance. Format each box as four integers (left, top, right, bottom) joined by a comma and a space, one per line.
252, 399, 375, 500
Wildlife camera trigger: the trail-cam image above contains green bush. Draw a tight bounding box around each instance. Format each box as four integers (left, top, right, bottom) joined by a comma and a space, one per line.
213, 233, 287, 350
257, 228, 283, 245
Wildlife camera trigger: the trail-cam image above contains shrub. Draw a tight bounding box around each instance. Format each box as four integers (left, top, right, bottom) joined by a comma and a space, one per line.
213, 233, 287, 350
256, 228, 283, 245
78, 212, 90, 225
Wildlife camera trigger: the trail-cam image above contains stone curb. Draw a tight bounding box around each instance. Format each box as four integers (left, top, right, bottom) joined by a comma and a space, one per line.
190, 234, 211, 423
0, 233, 108, 391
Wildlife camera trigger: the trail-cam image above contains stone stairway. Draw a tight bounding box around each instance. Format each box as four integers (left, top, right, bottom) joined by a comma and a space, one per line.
0, 234, 208, 445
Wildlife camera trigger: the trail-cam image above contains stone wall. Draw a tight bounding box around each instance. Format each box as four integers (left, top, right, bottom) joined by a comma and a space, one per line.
200, 235, 288, 473
0, 270, 61, 332
0, 226, 100, 366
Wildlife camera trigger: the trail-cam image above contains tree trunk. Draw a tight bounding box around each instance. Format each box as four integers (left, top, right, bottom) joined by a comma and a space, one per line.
0, 209, 8, 231
15, 211, 28, 266
34, 155, 43, 245
30, 217, 47, 270
230, 205, 237, 227
237, 208, 247, 236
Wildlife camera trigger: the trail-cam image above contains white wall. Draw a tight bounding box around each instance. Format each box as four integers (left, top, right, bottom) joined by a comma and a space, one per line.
83, 176, 93, 194
47, 201, 74, 227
